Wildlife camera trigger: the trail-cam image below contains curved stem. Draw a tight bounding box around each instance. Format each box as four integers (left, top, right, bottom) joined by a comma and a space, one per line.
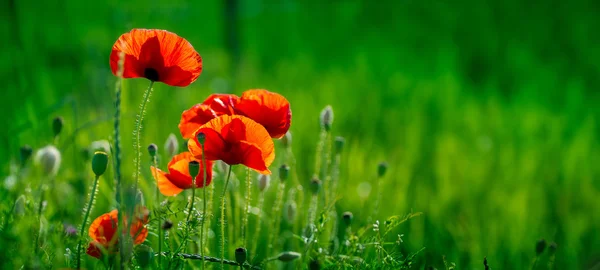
200, 144, 208, 270
76, 175, 100, 269
220, 166, 233, 269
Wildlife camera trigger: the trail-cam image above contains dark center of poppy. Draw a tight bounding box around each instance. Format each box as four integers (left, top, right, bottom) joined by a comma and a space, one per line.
144, 68, 159, 82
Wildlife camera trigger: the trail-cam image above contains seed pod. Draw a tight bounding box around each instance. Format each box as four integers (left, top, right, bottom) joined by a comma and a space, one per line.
92, 151, 109, 176
319, 105, 334, 131
377, 162, 388, 178
334, 136, 345, 154
277, 251, 301, 262
164, 133, 179, 157
235, 247, 247, 265
279, 164, 290, 182
52, 116, 64, 137
147, 143, 158, 157
188, 161, 200, 180
35, 145, 61, 177
257, 174, 270, 192
196, 132, 206, 145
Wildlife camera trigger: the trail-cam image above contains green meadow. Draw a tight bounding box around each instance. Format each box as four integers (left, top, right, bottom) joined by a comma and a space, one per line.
2, 1, 599, 269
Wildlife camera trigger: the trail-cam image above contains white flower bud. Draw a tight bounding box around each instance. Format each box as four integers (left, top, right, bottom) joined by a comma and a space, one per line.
320, 105, 334, 131
164, 133, 179, 157
284, 200, 297, 223
35, 145, 61, 177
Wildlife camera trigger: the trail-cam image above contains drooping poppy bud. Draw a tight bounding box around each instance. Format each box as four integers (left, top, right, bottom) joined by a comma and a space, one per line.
148, 143, 158, 157
334, 136, 345, 154
377, 162, 388, 178
35, 145, 61, 177
279, 165, 290, 182
91, 151, 109, 177
52, 116, 64, 137
235, 247, 247, 265
277, 251, 301, 262
257, 174, 270, 192
164, 133, 179, 158
319, 105, 334, 131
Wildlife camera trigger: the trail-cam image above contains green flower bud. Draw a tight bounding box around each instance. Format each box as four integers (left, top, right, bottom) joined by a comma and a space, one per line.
342, 211, 353, 226
147, 143, 158, 157
235, 247, 247, 265
92, 151, 109, 176
279, 164, 290, 182
188, 161, 200, 180
164, 133, 179, 158
377, 162, 388, 178
334, 136, 345, 154
196, 132, 206, 145
320, 105, 334, 131
536, 239, 547, 255
257, 174, 270, 192
19, 145, 33, 166
135, 244, 154, 268
284, 200, 297, 223
52, 116, 63, 137
310, 177, 321, 195
277, 251, 301, 262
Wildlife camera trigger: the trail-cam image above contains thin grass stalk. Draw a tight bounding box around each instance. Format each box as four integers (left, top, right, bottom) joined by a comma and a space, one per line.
132, 81, 154, 191
200, 144, 208, 270
113, 50, 127, 269
151, 155, 162, 268
373, 174, 383, 219
313, 130, 327, 179
301, 194, 319, 264
34, 177, 47, 254
242, 167, 251, 248
76, 175, 100, 269
269, 178, 286, 255
204, 178, 215, 251
220, 166, 233, 269
251, 192, 265, 257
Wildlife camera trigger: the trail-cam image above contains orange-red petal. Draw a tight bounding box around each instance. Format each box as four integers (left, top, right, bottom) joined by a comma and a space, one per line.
179, 104, 217, 139
151, 166, 185, 196
151, 152, 213, 196
86, 242, 104, 259
88, 210, 119, 245
110, 29, 202, 87
235, 89, 291, 138
203, 94, 239, 115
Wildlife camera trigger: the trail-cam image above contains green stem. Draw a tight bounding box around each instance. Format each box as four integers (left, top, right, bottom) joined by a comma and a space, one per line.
76, 175, 100, 269
34, 180, 46, 254
113, 68, 125, 269
184, 177, 198, 252
133, 81, 154, 192
243, 167, 251, 248
220, 166, 233, 269
163, 252, 261, 269
268, 180, 285, 255
200, 144, 208, 270
152, 156, 162, 268
251, 193, 265, 257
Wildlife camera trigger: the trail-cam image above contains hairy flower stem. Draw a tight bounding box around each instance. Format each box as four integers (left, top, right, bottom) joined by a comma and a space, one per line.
151, 156, 162, 268
34, 179, 47, 254
313, 129, 327, 179
269, 180, 286, 255
251, 193, 265, 257
242, 167, 251, 248
133, 81, 154, 192
199, 144, 208, 270
76, 175, 100, 269
113, 52, 126, 269
322, 131, 332, 205
220, 166, 233, 269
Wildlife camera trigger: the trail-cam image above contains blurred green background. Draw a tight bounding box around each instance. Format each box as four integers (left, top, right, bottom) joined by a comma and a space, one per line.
2, 0, 600, 269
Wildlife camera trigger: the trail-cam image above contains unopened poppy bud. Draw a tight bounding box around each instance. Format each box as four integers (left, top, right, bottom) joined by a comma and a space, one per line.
309, 259, 321, 270
257, 174, 270, 192
334, 136, 345, 154
147, 143, 158, 157
284, 200, 297, 223
162, 220, 173, 230
320, 105, 334, 131
35, 145, 61, 177
548, 242, 557, 255
188, 161, 200, 180
196, 132, 206, 145
281, 131, 292, 148
535, 239, 546, 255
310, 177, 321, 194
165, 133, 179, 157
19, 145, 33, 165
377, 162, 388, 178
52, 116, 63, 137
235, 247, 247, 265
342, 211, 353, 226
135, 244, 154, 268
279, 165, 290, 182
277, 251, 301, 262
91, 151, 109, 176
14, 195, 26, 216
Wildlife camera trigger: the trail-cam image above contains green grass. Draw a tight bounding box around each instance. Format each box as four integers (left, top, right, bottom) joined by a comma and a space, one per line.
2, 0, 600, 269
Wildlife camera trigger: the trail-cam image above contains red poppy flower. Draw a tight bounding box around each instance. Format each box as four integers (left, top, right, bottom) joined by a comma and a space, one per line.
235, 89, 292, 138
86, 209, 149, 259
188, 115, 275, 174
110, 29, 202, 87
179, 94, 240, 139
150, 152, 214, 196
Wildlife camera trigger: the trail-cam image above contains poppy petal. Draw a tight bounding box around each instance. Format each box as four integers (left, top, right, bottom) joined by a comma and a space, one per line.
86, 242, 103, 259
203, 94, 240, 115
110, 29, 202, 87
130, 222, 148, 245
235, 141, 271, 174
179, 104, 217, 139
235, 89, 292, 138
151, 166, 185, 196
88, 210, 119, 244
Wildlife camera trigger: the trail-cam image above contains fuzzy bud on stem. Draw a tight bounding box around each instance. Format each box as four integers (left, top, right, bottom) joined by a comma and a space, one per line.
147, 143, 158, 157
310, 177, 321, 195
196, 132, 206, 145
188, 161, 200, 180
235, 247, 247, 265
91, 151, 109, 177
279, 164, 290, 182
320, 105, 334, 131
277, 251, 301, 262
52, 116, 64, 138
164, 133, 179, 158
35, 145, 61, 177
342, 211, 353, 226
257, 174, 270, 192
377, 162, 388, 178
334, 136, 345, 154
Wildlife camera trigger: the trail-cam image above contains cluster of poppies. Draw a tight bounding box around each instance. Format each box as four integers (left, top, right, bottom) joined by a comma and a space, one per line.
86, 28, 291, 259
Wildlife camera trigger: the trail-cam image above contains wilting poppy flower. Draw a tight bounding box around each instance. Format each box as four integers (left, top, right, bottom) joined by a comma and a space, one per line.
188, 115, 275, 174
110, 29, 202, 87
235, 89, 292, 138
179, 94, 240, 139
150, 152, 214, 196
86, 208, 149, 259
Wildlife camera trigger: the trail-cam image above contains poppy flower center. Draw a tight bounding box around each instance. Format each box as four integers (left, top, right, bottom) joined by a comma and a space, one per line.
144, 68, 159, 81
